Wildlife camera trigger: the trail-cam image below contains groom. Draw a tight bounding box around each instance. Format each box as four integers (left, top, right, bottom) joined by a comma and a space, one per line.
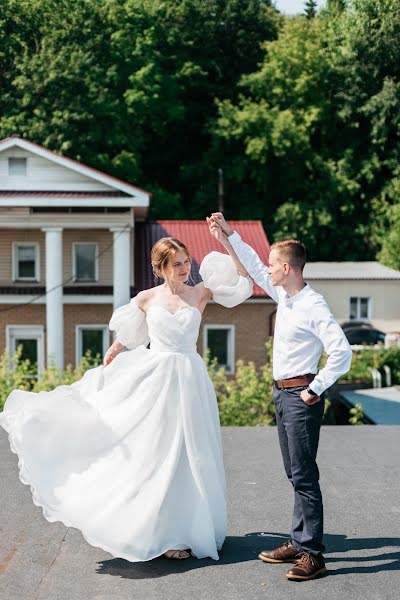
207, 213, 352, 581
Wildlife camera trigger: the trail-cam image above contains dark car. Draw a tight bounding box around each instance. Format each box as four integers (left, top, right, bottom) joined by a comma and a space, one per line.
341, 320, 373, 332
344, 327, 385, 345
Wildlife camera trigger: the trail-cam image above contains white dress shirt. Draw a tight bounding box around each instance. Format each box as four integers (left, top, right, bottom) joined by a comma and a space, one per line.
229, 231, 352, 396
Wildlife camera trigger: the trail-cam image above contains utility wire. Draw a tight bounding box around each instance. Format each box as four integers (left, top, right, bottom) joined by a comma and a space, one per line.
0, 224, 131, 314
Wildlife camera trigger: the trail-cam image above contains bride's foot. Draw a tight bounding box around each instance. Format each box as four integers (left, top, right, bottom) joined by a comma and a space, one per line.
163, 549, 191, 559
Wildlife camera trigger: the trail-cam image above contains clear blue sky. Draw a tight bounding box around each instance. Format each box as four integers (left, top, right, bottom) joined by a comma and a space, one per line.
274, 0, 326, 14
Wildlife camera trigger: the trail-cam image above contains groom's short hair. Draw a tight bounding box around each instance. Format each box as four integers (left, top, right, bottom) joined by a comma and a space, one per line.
270, 239, 306, 272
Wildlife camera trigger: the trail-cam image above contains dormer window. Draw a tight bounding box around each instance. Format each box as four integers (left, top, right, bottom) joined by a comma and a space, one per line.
8, 157, 27, 176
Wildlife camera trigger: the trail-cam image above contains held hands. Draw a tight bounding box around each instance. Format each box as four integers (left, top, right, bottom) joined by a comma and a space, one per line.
206, 212, 234, 243
300, 389, 321, 405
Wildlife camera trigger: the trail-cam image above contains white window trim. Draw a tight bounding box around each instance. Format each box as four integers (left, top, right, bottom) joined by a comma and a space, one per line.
349, 296, 372, 320
72, 242, 99, 282
8, 156, 28, 176
12, 241, 40, 282
203, 324, 235, 375
6, 325, 45, 374
75, 324, 109, 366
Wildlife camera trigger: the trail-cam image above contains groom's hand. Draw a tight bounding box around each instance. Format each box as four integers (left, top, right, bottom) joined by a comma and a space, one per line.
300, 389, 321, 405
210, 212, 234, 237
206, 216, 226, 243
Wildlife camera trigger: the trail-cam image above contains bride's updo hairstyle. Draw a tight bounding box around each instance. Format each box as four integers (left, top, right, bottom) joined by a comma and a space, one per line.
151, 237, 192, 280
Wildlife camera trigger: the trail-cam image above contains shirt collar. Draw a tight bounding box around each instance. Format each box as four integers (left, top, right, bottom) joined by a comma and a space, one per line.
283, 282, 310, 304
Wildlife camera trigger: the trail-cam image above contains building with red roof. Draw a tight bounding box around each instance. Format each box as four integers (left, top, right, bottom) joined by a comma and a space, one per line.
0, 136, 275, 373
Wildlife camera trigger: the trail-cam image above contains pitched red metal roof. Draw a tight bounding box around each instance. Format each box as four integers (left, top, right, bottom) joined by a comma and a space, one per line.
135, 220, 270, 297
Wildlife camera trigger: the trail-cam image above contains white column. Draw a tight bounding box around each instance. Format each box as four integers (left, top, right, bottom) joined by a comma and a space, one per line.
110, 226, 131, 309
41, 227, 64, 369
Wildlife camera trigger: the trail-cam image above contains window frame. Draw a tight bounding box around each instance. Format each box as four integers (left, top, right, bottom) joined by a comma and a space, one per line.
6, 325, 45, 374
8, 156, 27, 176
203, 324, 235, 375
349, 296, 372, 320
12, 241, 40, 282
72, 242, 99, 282
75, 324, 109, 366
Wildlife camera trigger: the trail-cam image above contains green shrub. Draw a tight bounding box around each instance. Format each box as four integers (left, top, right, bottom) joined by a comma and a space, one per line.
339, 347, 400, 385
349, 402, 365, 425
207, 340, 275, 426
0, 347, 102, 411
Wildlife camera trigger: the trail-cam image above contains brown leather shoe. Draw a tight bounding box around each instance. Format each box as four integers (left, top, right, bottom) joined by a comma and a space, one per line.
286, 552, 327, 580
258, 540, 301, 563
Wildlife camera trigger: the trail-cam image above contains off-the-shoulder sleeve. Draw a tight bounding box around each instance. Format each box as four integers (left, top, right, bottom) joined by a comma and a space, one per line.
109, 298, 150, 350
199, 251, 253, 308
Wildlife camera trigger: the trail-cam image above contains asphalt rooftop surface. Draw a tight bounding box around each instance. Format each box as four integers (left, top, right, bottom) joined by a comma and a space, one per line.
1, 426, 399, 600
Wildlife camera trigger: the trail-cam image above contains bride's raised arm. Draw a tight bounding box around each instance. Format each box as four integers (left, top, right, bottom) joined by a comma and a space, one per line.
199, 242, 253, 309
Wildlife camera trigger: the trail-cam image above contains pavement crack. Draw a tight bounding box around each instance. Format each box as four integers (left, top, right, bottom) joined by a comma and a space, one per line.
33, 528, 68, 600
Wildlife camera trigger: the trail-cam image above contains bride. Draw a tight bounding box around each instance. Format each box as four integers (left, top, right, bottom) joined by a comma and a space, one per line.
0, 228, 252, 562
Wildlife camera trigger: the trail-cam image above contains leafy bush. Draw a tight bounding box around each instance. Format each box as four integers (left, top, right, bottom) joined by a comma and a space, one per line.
0, 347, 102, 411
339, 347, 400, 385
349, 402, 365, 425
206, 340, 276, 426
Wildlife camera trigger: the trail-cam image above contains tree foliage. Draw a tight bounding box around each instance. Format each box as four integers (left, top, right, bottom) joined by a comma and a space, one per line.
304, 0, 318, 19
0, 0, 399, 263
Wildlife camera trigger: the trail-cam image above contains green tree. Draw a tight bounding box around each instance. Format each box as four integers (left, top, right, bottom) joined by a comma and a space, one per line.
304, 0, 318, 19
327, 0, 346, 13
0, 0, 278, 218
213, 0, 400, 260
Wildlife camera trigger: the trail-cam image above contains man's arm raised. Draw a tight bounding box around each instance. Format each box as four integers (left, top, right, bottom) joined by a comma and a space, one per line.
208, 212, 280, 304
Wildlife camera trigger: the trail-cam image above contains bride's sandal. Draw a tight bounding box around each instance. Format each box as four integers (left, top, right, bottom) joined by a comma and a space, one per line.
163, 549, 191, 559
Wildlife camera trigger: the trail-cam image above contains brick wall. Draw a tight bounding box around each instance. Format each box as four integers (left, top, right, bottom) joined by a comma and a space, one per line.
0, 300, 274, 370
0, 303, 46, 348
199, 301, 274, 367
63, 304, 113, 366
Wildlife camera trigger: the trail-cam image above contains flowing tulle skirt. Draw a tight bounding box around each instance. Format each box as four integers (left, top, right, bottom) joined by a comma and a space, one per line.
0, 346, 226, 561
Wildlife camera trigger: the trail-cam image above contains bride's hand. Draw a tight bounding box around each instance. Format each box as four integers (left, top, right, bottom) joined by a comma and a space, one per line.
103, 341, 125, 366
210, 212, 234, 237
206, 216, 226, 243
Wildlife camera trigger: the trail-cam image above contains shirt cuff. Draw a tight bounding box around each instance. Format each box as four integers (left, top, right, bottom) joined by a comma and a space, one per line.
309, 379, 325, 397
228, 231, 241, 245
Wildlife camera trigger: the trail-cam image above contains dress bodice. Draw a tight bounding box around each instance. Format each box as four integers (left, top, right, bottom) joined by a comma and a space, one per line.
146, 306, 201, 354
108, 251, 254, 352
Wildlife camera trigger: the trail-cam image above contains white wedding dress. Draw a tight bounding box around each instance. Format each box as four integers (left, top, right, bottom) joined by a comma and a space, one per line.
0, 252, 252, 562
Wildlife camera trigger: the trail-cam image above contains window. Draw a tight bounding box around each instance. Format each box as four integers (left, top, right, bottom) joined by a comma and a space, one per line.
12, 242, 40, 281
8, 157, 27, 176
350, 297, 371, 320
6, 326, 45, 376
76, 325, 109, 366
203, 325, 235, 374
73, 243, 98, 281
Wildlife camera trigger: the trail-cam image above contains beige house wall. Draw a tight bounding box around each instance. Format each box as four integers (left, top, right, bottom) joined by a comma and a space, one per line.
0, 147, 114, 191
0, 229, 46, 284
0, 229, 115, 286
308, 280, 400, 332
62, 230, 114, 286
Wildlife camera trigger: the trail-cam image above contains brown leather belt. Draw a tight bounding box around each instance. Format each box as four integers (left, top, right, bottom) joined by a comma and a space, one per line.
274, 374, 315, 389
